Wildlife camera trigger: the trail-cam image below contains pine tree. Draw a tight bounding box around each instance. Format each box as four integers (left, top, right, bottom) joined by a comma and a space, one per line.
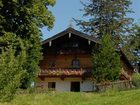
75, 0, 133, 40
0, 0, 55, 88
126, 23, 140, 71
75, 0, 133, 83
131, 24, 140, 50
92, 35, 121, 83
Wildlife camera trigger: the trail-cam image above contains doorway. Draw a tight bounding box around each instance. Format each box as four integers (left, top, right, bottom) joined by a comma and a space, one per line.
71, 82, 80, 92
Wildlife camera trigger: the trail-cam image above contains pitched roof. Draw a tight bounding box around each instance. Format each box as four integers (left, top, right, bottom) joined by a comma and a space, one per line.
42, 27, 98, 45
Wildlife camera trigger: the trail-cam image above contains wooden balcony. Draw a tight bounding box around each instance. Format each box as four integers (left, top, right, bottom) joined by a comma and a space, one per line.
38, 68, 92, 78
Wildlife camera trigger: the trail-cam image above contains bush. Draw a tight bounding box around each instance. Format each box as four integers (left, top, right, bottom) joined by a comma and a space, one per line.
132, 73, 140, 88
0, 46, 25, 102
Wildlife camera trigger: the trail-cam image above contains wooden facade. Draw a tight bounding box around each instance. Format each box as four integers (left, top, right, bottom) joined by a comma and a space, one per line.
40, 54, 92, 69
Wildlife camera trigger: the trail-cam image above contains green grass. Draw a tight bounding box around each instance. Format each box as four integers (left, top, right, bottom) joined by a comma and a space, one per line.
1, 89, 140, 105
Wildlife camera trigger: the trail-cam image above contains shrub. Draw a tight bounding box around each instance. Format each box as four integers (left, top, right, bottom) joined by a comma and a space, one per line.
0, 46, 25, 102
132, 73, 140, 88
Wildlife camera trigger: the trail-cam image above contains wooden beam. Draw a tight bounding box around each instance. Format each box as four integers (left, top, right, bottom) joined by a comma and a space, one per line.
88, 40, 91, 45
69, 33, 71, 38
49, 41, 52, 47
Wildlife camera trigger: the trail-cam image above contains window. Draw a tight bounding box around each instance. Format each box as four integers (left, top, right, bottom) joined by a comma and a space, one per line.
48, 82, 56, 90
72, 57, 80, 68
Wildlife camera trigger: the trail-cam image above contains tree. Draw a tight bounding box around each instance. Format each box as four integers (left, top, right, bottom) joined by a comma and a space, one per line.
0, 34, 26, 102
92, 35, 121, 83
0, 0, 55, 88
75, 0, 133, 83
131, 24, 140, 50
75, 0, 133, 41
127, 23, 140, 72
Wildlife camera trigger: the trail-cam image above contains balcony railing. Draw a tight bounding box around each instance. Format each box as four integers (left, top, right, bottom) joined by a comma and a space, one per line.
38, 67, 92, 77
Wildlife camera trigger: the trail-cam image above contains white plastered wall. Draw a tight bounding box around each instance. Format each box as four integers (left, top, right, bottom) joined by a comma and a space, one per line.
37, 77, 94, 92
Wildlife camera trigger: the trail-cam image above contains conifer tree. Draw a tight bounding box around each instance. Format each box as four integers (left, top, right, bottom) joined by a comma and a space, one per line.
75, 0, 133, 83
131, 24, 140, 51
76, 0, 133, 40
126, 23, 140, 71
92, 35, 121, 83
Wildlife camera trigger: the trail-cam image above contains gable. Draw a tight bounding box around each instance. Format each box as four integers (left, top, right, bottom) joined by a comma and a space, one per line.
42, 27, 98, 45
42, 27, 99, 55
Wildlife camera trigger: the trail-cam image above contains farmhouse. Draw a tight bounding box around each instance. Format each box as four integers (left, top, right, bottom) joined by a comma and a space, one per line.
37, 27, 133, 92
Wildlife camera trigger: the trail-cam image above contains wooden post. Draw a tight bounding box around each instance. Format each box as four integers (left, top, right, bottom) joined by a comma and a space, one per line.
69, 33, 71, 38
49, 41, 52, 47
88, 40, 91, 45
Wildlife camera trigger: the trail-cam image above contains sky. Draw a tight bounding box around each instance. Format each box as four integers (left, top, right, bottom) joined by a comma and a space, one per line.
41, 0, 140, 40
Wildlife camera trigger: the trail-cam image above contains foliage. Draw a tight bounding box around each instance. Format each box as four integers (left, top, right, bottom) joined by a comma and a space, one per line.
0, 38, 26, 102
75, 0, 133, 42
132, 73, 140, 88
75, 0, 132, 83
131, 24, 140, 50
122, 23, 140, 70
0, 0, 55, 101
92, 35, 122, 83
0, 0, 55, 89
1, 89, 140, 105
130, 24, 140, 65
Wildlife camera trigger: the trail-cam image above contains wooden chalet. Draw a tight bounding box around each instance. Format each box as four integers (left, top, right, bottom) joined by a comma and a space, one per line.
37, 27, 133, 92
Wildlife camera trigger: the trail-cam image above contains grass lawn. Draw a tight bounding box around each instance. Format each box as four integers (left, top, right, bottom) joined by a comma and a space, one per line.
1, 89, 140, 105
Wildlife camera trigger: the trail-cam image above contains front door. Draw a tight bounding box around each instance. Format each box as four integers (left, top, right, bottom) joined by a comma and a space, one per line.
71, 82, 80, 92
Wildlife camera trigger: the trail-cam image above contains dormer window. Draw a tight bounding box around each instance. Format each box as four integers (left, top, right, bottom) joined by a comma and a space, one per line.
72, 57, 80, 68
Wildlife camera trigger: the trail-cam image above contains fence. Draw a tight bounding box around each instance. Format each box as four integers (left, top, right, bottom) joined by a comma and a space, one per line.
96, 80, 134, 92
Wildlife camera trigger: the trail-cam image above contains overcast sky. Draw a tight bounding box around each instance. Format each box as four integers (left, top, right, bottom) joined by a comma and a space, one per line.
41, 0, 140, 40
